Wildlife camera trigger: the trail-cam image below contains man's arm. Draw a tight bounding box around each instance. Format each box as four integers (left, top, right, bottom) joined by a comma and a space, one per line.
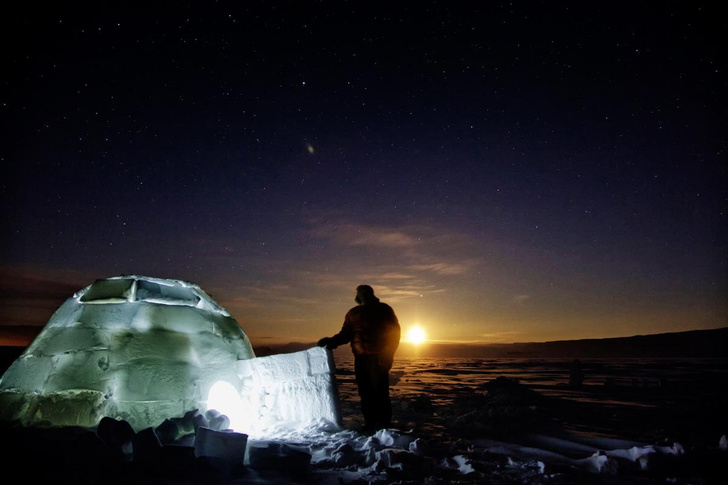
318, 315, 353, 349
378, 307, 400, 368
383, 307, 400, 353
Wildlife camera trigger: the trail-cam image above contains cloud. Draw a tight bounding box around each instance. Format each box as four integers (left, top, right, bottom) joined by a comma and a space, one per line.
312, 222, 418, 249
377, 272, 417, 280
512, 294, 532, 304
309, 218, 477, 268
409, 262, 469, 275
478, 330, 525, 343
0, 265, 97, 328
300, 217, 484, 304
219, 294, 264, 309
173, 216, 482, 314
377, 285, 446, 303
220, 284, 321, 309
0, 265, 92, 303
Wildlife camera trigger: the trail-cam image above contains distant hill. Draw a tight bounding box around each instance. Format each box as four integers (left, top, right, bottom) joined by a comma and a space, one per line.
402, 327, 728, 358
250, 328, 728, 359
0, 325, 43, 347
253, 341, 315, 357
0, 346, 24, 374
509, 327, 728, 358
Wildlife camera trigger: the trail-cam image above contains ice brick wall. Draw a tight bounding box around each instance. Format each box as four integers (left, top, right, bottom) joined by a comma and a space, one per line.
0, 276, 255, 430
234, 346, 342, 435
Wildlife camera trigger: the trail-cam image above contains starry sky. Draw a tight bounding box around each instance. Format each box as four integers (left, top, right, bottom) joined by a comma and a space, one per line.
1, 2, 725, 348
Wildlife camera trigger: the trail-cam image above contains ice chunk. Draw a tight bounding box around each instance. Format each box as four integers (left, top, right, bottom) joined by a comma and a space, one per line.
157, 445, 197, 477
171, 408, 202, 435
43, 297, 83, 330
452, 455, 475, 474
130, 305, 213, 334
204, 409, 231, 431
0, 388, 37, 422
70, 430, 127, 471
235, 347, 341, 435
156, 418, 182, 444
25, 327, 110, 356
247, 441, 311, 472
659, 442, 684, 455
112, 328, 200, 365
33, 390, 108, 427
306, 346, 332, 375
97, 416, 135, 454
329, 442, 359, 466
136, 279, 201, 307
110, 399, 188, 431
263, 374, 339, 423
235, 359, 253, 378
409, 438, 443, 456
114, 360, 201, 401
132, 427, 162, 463
249, 349, 310, 383
194, 427, 247, 465
376, 448, 423, 472
44, 351, 113, 393
0, 355, 54, 391
81, 278, 134, 303
75, 303, 140, 330
583, 451, 619, 474
373, 428, 417, 449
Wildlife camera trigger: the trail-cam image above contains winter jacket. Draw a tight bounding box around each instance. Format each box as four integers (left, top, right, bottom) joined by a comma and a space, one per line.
327, 299, 400, 361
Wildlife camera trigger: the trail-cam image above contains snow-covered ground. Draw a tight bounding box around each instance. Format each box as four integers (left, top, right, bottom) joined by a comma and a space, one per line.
2, 355, 727, 484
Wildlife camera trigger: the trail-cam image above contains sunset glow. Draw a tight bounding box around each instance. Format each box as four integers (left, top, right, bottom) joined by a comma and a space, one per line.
406, 326, 427, 345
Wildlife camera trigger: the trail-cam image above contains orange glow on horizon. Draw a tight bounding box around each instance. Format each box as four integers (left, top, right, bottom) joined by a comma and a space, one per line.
405, 326, 427, 345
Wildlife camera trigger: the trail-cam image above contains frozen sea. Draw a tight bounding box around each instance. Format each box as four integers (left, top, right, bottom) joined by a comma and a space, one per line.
336, 356, 728, 441
1, 349, 727, 484
325, 355, 728, 483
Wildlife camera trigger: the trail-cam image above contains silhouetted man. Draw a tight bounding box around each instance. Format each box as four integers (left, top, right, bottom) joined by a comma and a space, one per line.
318, 285, 400, 432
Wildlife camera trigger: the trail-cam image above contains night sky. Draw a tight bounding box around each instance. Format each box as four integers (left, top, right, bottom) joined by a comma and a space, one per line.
1, 2, 725, 347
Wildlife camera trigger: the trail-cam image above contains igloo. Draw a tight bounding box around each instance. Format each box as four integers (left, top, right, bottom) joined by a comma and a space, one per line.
0, 275, 341, 435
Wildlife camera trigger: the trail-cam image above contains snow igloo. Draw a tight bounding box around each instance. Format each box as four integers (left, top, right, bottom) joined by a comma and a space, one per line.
0, 275, 341, 434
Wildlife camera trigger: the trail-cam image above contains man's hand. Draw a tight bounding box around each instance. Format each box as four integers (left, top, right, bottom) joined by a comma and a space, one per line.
317, 337, 332, 349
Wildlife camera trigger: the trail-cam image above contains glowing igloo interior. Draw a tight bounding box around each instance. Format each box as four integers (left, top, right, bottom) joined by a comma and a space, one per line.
0, 275, 341, 435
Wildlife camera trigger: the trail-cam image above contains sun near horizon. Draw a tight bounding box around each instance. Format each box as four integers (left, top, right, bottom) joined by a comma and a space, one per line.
405, 326, 427, 345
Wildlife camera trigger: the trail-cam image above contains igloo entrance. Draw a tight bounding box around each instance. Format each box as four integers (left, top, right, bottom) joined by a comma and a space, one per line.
0, 276, 341, 435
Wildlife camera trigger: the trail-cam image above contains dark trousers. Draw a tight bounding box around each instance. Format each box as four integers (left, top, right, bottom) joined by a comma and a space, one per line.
354, 354, 392, 430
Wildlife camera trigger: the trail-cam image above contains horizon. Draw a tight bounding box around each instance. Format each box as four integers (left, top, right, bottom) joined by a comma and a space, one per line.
2, 322, 725, 351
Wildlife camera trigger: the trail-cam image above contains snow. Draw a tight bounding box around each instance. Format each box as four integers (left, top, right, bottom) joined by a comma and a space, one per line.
240, 347, 341, 434
1, 364, 726, 483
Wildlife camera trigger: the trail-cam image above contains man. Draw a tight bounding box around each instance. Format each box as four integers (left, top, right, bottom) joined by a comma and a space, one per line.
318, 285, 400, 432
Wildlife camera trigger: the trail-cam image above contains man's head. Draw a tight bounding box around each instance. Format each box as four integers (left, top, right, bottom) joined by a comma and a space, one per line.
355, 284, 376, 304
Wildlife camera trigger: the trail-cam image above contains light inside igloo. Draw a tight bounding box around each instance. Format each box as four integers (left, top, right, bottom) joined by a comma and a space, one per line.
207, 380, 247, 431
